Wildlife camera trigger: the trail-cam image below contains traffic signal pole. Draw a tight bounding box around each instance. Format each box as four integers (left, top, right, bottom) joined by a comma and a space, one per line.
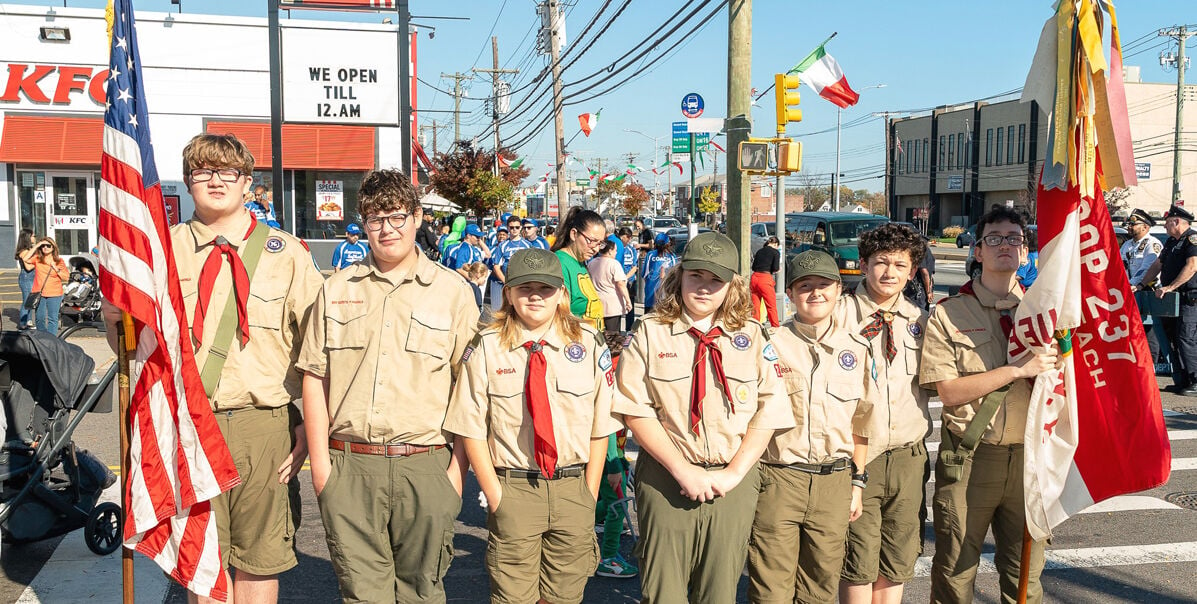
726, 0, 752, 271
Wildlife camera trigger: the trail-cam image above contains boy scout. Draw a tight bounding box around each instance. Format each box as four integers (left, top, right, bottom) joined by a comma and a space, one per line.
613, 232, 792, 603
921, 207, 1057, 603
445, 248, 619, 603
298, 169, 479, 603
834, 224, 932, 604
748, 250, 872, 604
103, 133, 323, 603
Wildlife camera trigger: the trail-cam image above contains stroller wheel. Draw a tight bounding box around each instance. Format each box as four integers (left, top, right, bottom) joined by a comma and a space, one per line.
85, 502, 123, 556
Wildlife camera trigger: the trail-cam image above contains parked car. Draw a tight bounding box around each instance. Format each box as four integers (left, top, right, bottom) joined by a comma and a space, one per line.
644, 216, 684, 235
750, 222, 777, 256
666, 226, 713, 251
956, 225, 977, 248
785, 212, 890, 290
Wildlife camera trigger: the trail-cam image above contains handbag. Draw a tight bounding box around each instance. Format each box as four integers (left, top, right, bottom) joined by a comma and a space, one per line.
23, 262, 57, 311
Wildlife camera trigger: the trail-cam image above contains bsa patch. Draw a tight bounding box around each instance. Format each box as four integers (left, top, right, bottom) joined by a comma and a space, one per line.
565, 342, 586, 362
735, 383, 751, 404
265, 236, 285, 253
762, 342, 778, 362
461, 345, 475, 363
907, 322, 923, 338
598, 348, 613, 371
838, 350, 858, 371
731, 333, 751, 351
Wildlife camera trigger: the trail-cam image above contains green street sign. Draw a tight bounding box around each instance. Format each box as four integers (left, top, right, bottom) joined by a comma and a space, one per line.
574, 178, 589, 186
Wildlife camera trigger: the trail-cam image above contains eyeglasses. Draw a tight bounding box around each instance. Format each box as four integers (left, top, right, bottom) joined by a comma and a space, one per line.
189, 168, 242, 183
523, 225, 537, 230
364, 212, 410, 232
981, 234, 1025, 247
574, 229, 604, 248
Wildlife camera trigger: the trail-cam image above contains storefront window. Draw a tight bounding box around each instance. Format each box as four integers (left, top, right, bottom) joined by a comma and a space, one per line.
294, 170, 367, 239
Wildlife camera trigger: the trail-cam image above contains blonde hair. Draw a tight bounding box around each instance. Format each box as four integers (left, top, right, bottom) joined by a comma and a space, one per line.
466, 262, 489, 280
182, 133, 255, 176
487, 289, 584, 349
651, 266, 752, 332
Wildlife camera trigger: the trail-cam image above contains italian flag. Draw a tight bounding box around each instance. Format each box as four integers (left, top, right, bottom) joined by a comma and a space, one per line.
498, 156, 523, 169
791, 43, 859, 108
578, 110, 600, 136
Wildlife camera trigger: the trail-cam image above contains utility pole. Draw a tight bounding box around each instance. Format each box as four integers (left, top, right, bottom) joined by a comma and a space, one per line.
473, 37, 519, 175
726, 0, 752, 271
440, 71, 472, 144
622, 152, 638, 167
547, 0, 568, 222
419, 120, 440, 155
1161, 26, 1194, 203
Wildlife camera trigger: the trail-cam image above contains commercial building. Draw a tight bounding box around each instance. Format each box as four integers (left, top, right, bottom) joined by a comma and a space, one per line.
0, 4, 425, 267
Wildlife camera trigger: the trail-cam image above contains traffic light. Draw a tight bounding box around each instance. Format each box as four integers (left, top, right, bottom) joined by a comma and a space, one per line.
774, 73, 802, 133
738, 141, 770, 173
778, 141, 802, 173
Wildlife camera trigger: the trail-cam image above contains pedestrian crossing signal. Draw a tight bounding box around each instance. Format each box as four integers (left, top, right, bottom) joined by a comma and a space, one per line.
739, 141, 770, 173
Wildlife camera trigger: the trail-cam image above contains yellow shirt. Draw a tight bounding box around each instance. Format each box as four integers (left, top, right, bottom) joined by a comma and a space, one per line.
443, 323, 620, 469
296, 252, 480, 445
612, 314, 793, 465
173, 219, 323, 411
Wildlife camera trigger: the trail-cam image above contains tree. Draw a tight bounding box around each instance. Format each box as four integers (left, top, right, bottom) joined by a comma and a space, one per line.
429, 145, 530, 215
698, 186, 722, 216
621, 182, 650, 216
467, 169, 516, 215
793, 171, 829, 210
591, 178, 627, 212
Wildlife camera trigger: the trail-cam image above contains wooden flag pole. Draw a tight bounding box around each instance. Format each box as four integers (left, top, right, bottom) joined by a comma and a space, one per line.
119, 313, 135, 604
1017, 524, 1032, 603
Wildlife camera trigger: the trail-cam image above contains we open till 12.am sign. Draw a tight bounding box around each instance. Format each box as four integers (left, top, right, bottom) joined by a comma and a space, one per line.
281, 28, 400, 126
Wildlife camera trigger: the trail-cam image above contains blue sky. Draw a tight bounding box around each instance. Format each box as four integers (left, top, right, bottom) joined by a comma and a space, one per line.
11, 1, 1194, 191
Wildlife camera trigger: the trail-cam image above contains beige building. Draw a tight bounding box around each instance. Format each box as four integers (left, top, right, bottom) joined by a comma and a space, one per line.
887, 67, 1197, 231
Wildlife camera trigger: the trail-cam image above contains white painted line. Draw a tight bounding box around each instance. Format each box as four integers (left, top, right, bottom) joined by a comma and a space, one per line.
929, 401, 1189, 417
1079, 496, 1183, 514
925, 429, 1196, 454
1173, 457, 1197, 471
913, 541, 1197, 577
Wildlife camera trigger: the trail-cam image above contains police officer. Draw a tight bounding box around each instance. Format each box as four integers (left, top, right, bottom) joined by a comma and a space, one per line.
1139, 203, 1197, 395
1123, 209, 1165, 371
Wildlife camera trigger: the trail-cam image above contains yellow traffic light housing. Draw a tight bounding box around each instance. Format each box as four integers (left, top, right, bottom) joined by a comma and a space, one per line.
774, 73, 802, 133
779, 141, 803, 173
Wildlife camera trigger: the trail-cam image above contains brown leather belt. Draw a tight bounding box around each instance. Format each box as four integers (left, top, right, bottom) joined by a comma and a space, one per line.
328, 438, 446, 458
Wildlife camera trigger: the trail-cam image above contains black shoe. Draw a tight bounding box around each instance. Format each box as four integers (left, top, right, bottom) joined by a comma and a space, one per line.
1178, 386, 1197, 397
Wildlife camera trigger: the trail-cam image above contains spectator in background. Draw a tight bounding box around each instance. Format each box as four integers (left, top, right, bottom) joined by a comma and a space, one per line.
749, 236, 781, 327
14, 228, 36, 330
618, 227, 639, 330
444, 224, 490, 279
588, 239, 632, 335
635, 218, 653, 252
330, 223, 370, 271
1016, 228, 1039, 288
415, 208, 440, 261
641, 233, 678, 313
247, 184, 282, 228
465, 262, 490, 313
28, 237, 69, 335
552, 208, 607, 330
904, 236, 936, 311
523, 218, 550, 250
436, 223, 451, 256
490, 215, 531, 311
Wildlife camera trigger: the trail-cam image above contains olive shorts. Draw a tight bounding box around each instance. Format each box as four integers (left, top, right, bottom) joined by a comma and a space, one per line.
212, 405, 301, 576
841, 442, 930, 585
317, 446, 461, 604
486, 472, 599, 604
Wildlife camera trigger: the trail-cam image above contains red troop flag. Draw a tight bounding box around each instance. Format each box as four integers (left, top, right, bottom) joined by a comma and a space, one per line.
99, 0, 240, 599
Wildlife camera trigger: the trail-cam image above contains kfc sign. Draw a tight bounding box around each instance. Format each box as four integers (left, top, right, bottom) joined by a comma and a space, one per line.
1, 63, 108, 106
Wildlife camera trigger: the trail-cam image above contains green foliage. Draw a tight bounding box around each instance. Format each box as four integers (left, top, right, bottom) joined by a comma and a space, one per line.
697, 186, 721, 215
467, 170, 515, 215
429, 145, 530, 215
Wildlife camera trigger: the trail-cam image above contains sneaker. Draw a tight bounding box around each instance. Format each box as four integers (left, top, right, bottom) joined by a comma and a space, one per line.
595, 555, 638, 579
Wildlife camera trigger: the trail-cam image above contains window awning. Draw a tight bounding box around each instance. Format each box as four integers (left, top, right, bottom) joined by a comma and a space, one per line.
0, 115, 103, 166
205, 121, 376, 171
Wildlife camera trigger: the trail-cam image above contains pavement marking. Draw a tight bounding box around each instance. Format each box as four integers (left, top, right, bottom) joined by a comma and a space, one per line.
924, 495, 1185, 520
913, 541, 1197, 577
1173, 457, 1197, 471
926, 429, 1196, 453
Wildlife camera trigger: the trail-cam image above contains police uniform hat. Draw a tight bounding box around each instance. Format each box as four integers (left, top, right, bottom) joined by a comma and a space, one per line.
680, 232, 739, 283
1166, 204, 1194, 223
1125, 208, 1155, 227
505, 248, 563, 289
786, 250, 841, 287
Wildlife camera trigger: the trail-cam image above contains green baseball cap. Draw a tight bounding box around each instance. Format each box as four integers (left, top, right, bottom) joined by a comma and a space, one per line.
681, 232, 739, 282
505, 248, 564, 289
786, 250, 840, 287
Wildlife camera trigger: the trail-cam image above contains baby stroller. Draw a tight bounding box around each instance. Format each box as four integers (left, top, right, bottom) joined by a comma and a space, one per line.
0, 329, 121, 555
59, 254, 103, 327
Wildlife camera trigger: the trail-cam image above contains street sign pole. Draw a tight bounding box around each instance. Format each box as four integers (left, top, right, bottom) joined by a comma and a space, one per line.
689, 132, 697, 224
775, 173, 786, 310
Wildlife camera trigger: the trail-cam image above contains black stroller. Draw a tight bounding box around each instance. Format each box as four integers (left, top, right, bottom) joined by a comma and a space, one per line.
0, 329, 121, 555
59, 254, 103, 327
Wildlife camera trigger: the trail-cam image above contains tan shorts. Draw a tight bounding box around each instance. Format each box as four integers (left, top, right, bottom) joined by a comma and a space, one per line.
212, 405, 301, 576
486, 472, 599, 604
841, 442, 930, 584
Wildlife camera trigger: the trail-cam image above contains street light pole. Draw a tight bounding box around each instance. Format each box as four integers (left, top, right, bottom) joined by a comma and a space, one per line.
834, 83, 886, 212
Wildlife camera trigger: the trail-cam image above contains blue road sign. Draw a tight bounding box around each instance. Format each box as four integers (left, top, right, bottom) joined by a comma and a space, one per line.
681, 93, 704, 118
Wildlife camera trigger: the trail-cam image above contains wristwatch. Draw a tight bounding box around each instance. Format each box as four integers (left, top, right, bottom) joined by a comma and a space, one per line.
850, 470, 869, 489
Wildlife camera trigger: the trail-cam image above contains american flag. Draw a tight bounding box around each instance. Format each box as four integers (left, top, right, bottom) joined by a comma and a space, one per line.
98, 1, 240, 600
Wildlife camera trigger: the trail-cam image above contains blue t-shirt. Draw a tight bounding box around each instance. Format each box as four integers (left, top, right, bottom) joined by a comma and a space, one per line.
245, 201, 280, 228
1018, 251, 1039, 288
331, 240, 370, 269
643, 251, 679, 308
620, 244, 639, 286
444, 242, 483, 270
526, 236, 550, 250
491, 238, 532, 283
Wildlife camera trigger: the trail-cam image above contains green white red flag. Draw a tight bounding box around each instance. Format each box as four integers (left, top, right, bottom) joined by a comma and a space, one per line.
791, 43, 859, 108
578, 110, 600, 136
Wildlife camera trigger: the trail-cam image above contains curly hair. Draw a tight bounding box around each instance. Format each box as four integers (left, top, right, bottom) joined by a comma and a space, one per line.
859, 223, 925, 266
650, 267, 752, 332
358, 169, 420, 218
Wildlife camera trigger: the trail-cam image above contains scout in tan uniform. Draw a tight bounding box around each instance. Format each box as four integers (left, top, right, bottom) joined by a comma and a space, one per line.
834, 224, 933, 604
445, 248, 619, 604
612, 232, 792, 604
748, 250, 873, 604
920, 207, 1057, 603
103, 133, 323, 604
298, 169, 479, 603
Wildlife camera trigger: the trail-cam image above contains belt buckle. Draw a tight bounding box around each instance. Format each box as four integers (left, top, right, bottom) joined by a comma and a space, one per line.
818, 465, 834, 475
384, 444, 406, 458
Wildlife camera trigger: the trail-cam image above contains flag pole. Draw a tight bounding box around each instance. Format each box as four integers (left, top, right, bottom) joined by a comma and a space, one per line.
118, 312, 135, 604
1017, 524, 1032, 603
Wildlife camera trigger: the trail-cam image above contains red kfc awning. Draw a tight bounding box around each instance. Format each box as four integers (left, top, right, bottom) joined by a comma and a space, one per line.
205, 121, 376, 171
0, 115, 104, 166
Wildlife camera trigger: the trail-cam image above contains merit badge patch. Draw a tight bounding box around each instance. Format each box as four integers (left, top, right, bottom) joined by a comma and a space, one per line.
838, 350, 858, 371
735, 383, 751, 405
265, 236, 286, 253
762, 342, 778, 362
731, 333, 751, 351
907, 322, 923, 338
565, 342, 587, 362
599, 348, 613, 371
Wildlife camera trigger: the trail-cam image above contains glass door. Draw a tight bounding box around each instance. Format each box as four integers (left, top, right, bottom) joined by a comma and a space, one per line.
47, 173, 97, 256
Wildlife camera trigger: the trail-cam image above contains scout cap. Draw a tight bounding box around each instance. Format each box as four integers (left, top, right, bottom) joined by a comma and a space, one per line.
1125, 208, 1155, 227
1166, 204, 1194, 223
465, 224, 485, 237
680, 232, 738, 283
345, 223, 362, 235
505, 248, 564, 289
787, 250, 840, 287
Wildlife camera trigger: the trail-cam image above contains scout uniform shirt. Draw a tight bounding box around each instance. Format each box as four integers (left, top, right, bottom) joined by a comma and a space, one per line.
613, 314, 793, 465
919, 280, 1032, 445
296, 252, 480, 445
764, 319, 873, 465
835, 285, 932, 464
443, 323, 621, 469
174, 219, 323, 411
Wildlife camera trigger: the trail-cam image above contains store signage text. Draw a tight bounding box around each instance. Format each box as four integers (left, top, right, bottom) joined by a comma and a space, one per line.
281, 28, 400, 126
0, 63, 108, 106
308, 67, 376, 119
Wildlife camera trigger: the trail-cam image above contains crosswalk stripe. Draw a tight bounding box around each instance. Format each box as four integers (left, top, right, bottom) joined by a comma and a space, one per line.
925, 494, 1184, 520
913, 541, 1197, 577
925, 430, 1196, 453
